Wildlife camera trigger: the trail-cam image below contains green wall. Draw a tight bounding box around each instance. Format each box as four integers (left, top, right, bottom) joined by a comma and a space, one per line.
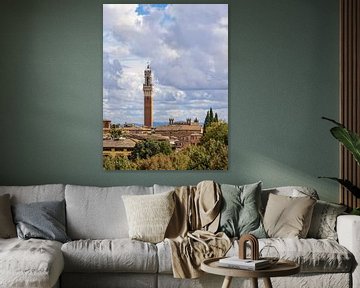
0, 0, 340, 202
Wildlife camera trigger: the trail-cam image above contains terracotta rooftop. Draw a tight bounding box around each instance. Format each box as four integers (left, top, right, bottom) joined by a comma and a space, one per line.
130, 134, 170, 141
155, 124, 202, 132
103, 139, 138, 149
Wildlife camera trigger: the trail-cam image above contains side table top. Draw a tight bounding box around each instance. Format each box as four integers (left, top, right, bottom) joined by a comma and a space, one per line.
201, 257, 300, 278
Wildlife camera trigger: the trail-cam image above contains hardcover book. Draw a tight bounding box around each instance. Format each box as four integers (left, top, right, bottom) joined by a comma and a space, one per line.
218, 257, 271, 270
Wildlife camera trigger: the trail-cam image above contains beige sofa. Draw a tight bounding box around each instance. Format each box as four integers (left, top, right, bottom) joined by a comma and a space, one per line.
0, 184, 358, 288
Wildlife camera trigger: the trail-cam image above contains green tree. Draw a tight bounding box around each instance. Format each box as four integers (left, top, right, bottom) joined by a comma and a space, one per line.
110, 127, 122, 140
171, 152, 190, 170
201, 121, 228, 146
136, 154, 174, 170
204, 107, 221, 132
204, 111, 210, 130
204, 139, 228, 170
129, 140, 172, 160
103, 155, 136, 170
186, 145, 210, 170
209, 107, 214, 122
135, 150, 191, 170
185, 139, 228, 170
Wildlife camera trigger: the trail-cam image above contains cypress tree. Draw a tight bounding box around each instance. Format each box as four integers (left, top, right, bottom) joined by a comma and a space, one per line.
209, 107, 214, 122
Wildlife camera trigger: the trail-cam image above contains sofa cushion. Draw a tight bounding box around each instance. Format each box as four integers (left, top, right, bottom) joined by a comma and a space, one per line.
12, 200, 70, 243
218, 182, 266, 238
261, 186, 319, 213
263, 193, 316, 238
0, 184, 65, 204
153, 184, 176, 194
158, 237, 353, 274
0, 238, 64, 288
307, 200, 347, 240
65, 185, 153, 239
233, 238, 353, 273
261, 238, 353, 273
0, 194, 16, 238
61, 239, 158, 273
122, 191, 175, 243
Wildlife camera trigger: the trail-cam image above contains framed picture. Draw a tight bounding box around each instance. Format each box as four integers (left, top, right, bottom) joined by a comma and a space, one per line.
103, 4, 228, 170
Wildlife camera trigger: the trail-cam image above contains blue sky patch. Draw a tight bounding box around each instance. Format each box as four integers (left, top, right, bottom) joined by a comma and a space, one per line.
136, 4, 168, 16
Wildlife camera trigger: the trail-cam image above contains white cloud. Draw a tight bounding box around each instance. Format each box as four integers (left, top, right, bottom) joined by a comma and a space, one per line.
103, 4, 228, 125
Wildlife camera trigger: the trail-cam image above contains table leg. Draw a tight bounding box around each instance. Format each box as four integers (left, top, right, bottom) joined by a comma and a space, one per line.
263, 277, 273, 288
251, 278, 258, 288
221, 276, 233, 288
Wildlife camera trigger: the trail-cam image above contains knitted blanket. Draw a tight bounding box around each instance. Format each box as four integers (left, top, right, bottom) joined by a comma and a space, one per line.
165, 180, 231, 278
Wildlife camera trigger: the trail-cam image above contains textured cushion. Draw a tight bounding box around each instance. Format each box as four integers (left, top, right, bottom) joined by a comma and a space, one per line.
65, 185, 153, 239
307, 200, 347, 240
0, 184, 65, 204
218, 182, 266, 238
0, 194, 16, 238
232, 238, 353, 273
158, 237, 353, 274
122, 191, 175, 243
0, 238, 64, 288
61, 239, 158, 273
263, 193, 316, 238
12, 200, 70, 243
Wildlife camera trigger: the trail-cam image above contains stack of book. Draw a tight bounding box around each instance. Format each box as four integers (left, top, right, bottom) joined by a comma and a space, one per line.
218, 257, 271, 270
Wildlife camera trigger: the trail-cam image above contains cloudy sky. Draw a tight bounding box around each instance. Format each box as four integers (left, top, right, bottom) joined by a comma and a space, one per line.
103, 4, 228, 125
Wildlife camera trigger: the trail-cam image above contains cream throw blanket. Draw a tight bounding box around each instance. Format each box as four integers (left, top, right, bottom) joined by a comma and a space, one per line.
165, 181, 231, 279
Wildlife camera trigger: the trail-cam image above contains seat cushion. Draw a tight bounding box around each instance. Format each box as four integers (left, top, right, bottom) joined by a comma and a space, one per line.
0, 238, 64, 288
157, 238, 354, 274
61, 239, 158, 273
229, 238, 354, 273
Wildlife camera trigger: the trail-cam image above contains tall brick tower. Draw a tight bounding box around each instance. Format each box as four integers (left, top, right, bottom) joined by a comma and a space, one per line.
143, 64, 153, 127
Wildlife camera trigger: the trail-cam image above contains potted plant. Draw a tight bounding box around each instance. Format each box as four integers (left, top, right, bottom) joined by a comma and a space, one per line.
320, 117, 360, 215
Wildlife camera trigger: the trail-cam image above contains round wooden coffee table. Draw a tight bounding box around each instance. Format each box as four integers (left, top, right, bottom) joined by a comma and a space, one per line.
201, 257, 300, 288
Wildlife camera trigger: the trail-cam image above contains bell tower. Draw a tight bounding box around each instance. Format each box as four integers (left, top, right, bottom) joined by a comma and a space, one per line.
143, 64, 153, 127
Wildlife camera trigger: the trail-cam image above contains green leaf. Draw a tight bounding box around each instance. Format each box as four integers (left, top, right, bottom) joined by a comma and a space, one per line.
351, 208, 360, 215
321, 116, 344, 127
322, 117, 360, 165
330, 126, 360, 165
318, 177, 360, 198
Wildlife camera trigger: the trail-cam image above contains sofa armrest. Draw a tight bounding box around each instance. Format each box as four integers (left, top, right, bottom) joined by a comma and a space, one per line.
337, 215, 360, 288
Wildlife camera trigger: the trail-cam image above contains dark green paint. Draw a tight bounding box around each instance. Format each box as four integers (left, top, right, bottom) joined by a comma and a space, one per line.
0, 0, 339, 202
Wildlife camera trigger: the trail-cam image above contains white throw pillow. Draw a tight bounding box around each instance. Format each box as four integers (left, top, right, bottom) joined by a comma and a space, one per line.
122, 191, 175, 243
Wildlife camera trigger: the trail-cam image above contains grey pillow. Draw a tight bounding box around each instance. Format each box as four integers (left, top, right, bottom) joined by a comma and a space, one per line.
0, 194, 16, 238
218, 182, 266, 238
12, 200, 70, 243
307, 200, 347, 240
